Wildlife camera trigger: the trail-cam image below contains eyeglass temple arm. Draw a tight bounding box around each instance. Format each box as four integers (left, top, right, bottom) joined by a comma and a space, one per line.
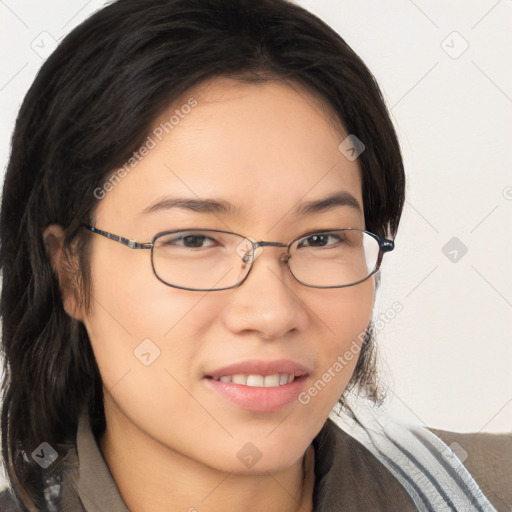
84, 225, 152, 250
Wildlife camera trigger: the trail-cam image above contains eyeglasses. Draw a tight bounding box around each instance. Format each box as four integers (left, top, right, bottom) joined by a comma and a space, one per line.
84, 225, 394, 291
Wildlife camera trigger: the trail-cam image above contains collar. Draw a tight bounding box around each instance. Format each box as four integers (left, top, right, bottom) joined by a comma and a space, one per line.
75, 412, 129, 512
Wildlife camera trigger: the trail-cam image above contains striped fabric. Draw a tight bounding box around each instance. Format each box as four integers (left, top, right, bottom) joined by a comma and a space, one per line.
330, 399, 497, 512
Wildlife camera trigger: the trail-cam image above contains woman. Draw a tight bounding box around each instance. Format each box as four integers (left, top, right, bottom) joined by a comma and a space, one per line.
0, 0, 510, 510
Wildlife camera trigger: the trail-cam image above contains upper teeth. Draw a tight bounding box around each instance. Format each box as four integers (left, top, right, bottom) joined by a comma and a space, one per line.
214, 374, 295, 387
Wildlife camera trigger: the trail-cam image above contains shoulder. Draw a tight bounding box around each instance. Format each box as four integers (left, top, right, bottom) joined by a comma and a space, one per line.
0, 487, 24, 511
428, 427, 512, 511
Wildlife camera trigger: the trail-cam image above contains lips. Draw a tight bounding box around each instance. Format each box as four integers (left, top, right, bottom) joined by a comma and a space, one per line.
203, 359, 310, 412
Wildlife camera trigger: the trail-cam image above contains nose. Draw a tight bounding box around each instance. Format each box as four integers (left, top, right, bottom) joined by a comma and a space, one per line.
220, 246, 309, 340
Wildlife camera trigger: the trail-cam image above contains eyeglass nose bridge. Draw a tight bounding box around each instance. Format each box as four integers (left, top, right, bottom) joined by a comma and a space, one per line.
238, 238, 290, 266
255, 240, 288, 249
256, 240, 292, 264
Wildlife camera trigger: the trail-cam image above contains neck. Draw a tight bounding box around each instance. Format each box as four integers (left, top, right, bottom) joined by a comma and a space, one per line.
99, 407, 315, 512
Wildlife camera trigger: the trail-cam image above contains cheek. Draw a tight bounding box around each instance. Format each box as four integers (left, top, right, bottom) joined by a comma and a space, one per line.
318, 278, 374, 336
82, 246, 222, 391
314, 276, 374, 358
300, 278, 375, 411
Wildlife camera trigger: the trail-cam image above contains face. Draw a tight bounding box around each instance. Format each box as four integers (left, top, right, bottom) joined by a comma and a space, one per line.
77, 77, 374, 474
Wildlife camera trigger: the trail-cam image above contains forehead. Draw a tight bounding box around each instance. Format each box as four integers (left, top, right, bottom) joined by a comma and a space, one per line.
94, 77, 363, 229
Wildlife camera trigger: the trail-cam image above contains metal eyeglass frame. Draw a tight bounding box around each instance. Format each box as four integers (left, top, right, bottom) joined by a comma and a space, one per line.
83, 224, 394, 291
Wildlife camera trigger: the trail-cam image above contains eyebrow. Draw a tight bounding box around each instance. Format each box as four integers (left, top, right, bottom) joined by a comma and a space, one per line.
142, 197, 238, 215
141, 191, 362, 216
295, 191, 362, 215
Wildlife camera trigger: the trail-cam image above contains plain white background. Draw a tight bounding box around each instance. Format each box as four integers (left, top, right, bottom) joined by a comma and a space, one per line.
1, 1, 511, 486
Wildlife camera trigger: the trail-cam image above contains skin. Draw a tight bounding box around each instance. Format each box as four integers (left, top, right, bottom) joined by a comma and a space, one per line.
45, 77, 375, 512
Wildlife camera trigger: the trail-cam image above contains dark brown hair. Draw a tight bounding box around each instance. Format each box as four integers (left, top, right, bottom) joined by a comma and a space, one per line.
1, 0, 405, 508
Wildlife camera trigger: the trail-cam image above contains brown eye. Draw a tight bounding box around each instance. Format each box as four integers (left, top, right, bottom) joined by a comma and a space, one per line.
158, 232, 218, 249
297, 233, 343, 248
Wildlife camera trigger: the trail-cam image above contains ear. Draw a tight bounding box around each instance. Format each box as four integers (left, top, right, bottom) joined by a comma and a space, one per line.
43, 225, 85, 321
